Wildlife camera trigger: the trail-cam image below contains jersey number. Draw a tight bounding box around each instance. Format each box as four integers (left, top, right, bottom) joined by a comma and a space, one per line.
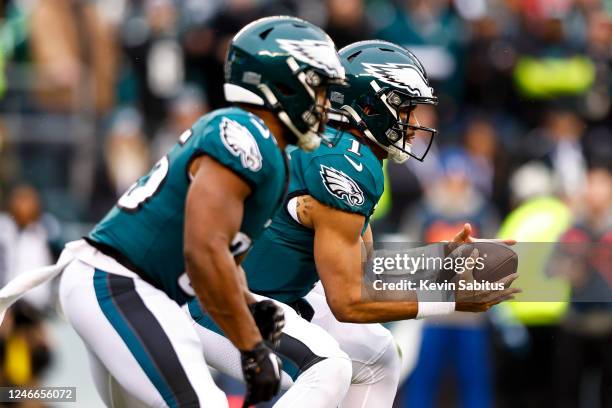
118, 156, 169, 210
347, 139, 361, 156
117, 129, 192, 210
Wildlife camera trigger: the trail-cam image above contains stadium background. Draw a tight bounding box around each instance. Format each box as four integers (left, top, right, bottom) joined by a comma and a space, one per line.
0, 0, 611, 406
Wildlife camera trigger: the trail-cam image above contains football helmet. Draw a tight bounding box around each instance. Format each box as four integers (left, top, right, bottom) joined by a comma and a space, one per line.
224, 16, 346, 151
328, 40, 438, 163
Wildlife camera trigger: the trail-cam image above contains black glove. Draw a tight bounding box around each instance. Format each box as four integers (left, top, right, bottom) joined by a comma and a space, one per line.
248, 300, 285, 348
241, 341, 283, 408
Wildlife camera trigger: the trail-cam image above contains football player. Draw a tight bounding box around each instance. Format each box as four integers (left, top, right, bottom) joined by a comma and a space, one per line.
44, 17, 344, 407
187, 41, 520, 407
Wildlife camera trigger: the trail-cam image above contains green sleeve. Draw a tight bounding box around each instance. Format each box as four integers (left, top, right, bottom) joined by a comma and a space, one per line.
303, 154, 379, 217
193, 115, 266, 188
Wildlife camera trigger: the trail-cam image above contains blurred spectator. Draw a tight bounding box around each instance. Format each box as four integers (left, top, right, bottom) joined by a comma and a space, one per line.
509, 161, 556, 206
152, 85, 209, 160
548, 166, 612, 408
0, 185, 53, 312
462, 6, 519, 114
89, 107, 149, 219
579, 10, 612, 122
0, 185, 54, 390
1, 301, 52, 389
104, 107, 149, 197
522, 107, 588, 201
30, 0, 118, 114
463, 117, 498, 198
120, 0, 184, 134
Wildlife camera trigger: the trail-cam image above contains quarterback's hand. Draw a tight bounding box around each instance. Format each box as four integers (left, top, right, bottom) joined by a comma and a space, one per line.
241, 341, 283, 408
454, 249, 521, 312
445, 223, 516, 256
249, 300, 285, 348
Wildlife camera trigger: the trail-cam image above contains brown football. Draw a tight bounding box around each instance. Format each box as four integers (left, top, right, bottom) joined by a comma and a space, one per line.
447, 241, 518, 282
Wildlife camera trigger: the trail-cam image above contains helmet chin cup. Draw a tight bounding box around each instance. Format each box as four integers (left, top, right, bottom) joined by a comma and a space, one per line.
297, 131, 321, 151
387, 142, 411, 164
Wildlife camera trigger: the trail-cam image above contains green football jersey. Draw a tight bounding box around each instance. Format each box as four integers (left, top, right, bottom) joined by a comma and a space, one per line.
89, 107, 288, 304
241, 127, 384, 303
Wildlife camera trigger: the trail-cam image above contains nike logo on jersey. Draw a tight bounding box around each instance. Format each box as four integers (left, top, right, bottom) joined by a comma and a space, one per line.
320, 165, 365, 207
343, 155, 363, 172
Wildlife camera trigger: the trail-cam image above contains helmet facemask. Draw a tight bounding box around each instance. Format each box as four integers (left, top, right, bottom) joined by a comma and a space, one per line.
328, 40, 439, 163
332, 87, 437, 163
367, 82, 437, 163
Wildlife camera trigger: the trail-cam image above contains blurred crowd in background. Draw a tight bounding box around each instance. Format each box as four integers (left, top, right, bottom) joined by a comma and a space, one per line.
0, 0, 611, 406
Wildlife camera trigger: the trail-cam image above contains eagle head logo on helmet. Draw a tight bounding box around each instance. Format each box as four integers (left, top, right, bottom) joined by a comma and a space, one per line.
361, 62, 434, 98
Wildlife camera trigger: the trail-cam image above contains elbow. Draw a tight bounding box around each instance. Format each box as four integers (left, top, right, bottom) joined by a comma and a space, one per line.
327, 294, 360, 323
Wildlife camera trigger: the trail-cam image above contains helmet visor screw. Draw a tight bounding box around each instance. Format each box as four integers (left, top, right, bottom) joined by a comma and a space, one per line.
306, 71, 321, 87
388, 92, 402, 106
386, 129, 401, 143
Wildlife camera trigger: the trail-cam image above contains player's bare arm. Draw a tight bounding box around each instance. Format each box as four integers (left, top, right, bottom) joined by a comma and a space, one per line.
361, 223, 374, 261
301, 195, 520, 322
309, 196, 418, 322
184, 155, 262, 351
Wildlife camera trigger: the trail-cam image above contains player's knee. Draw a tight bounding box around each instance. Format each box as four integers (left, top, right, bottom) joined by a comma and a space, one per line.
352, 331, 401, 386
334, 354, 354, 387
311, 353, 353, 391
377, 338, 401, 384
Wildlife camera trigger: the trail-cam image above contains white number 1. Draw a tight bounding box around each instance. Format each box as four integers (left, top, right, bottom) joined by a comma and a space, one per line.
348, 139, 361, 156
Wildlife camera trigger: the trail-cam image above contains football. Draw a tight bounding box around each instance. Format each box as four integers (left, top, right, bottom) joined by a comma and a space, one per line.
447, 241, 519, 283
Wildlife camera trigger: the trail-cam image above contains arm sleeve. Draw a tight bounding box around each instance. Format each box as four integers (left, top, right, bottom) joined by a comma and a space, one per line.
192, 115, 265, 188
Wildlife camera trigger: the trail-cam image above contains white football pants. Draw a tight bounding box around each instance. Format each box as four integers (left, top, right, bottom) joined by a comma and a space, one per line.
59, 247, 228, 408
188, 282, 400, 408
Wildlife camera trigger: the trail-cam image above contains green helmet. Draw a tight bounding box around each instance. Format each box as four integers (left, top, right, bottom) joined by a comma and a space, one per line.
224, 16, 346, 151
328, 40, 438, 163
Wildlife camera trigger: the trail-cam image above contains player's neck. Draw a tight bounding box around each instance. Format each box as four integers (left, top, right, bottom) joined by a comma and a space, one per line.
239, 105, 289, 150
